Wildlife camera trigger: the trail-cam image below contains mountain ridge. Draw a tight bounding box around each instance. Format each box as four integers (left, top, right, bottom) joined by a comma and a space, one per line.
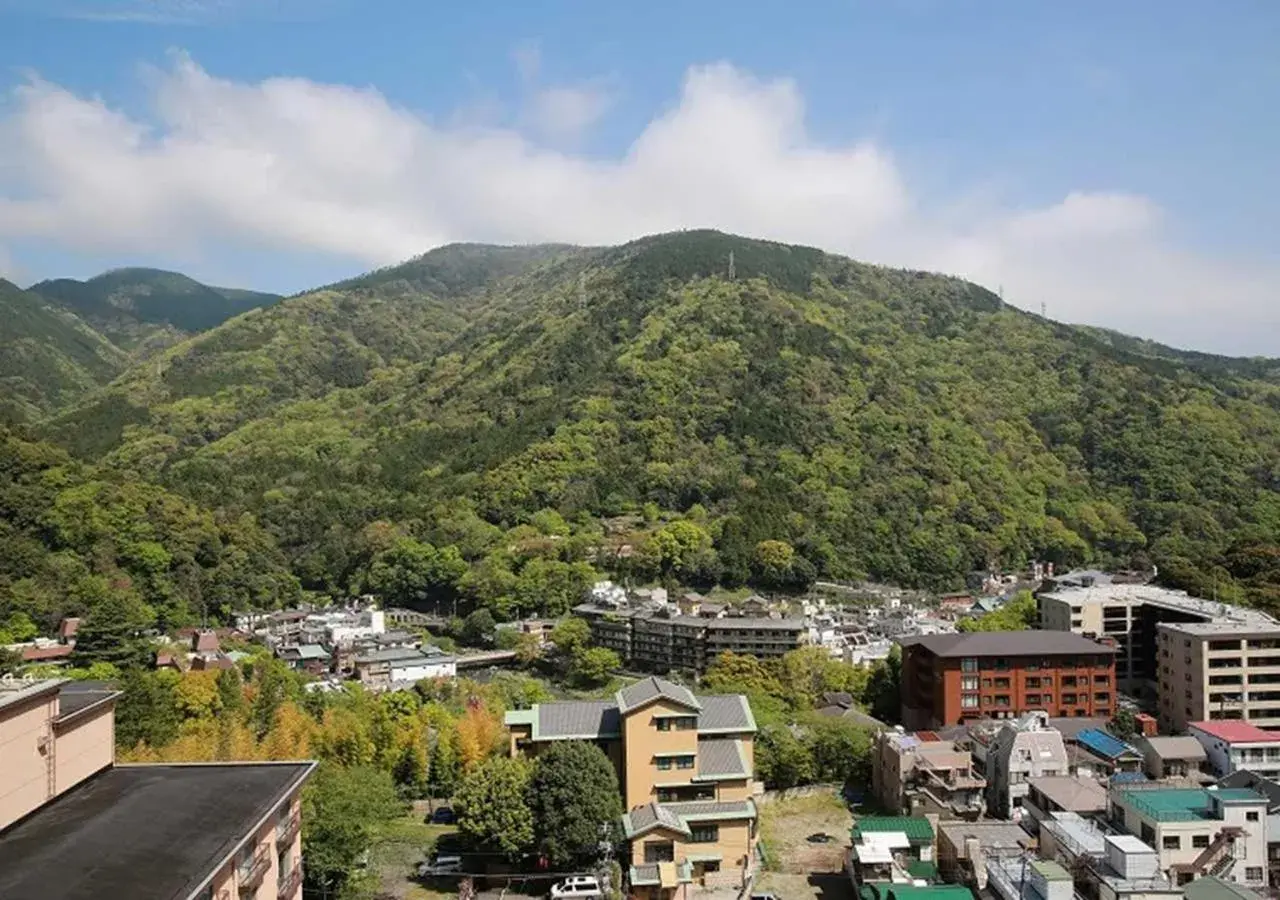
32, 231, 1280, 611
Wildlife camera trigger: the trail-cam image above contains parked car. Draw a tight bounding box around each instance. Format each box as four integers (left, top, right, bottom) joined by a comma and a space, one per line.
550, 875, 602, 899
417, 855, 463, 878
806, 832, 833, 844
750, 893, 780, 900
429, 806, 457, 824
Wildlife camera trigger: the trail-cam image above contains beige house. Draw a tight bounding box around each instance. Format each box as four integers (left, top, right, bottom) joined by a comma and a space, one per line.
0, 676, 314, 900
506, 676, 758, 898
1108, 784, 1269, 889
871, 728, 986, 819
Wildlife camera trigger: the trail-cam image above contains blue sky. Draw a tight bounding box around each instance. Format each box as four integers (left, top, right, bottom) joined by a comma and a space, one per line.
0, 0, 1277, 353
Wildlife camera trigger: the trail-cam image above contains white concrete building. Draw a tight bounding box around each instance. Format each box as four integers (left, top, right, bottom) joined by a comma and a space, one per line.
986, 712, 1069, 821
1190, 720, 1280, 780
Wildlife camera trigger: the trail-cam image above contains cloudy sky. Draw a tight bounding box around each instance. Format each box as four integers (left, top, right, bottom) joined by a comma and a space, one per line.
0, 0, 1277, 355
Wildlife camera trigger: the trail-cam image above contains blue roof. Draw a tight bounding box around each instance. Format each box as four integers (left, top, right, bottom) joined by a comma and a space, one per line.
1077, 728, 1137, 761
1111, 771, 1149, 784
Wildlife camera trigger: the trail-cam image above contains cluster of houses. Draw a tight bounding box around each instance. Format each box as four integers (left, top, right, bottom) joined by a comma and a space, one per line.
861, 708, 1280, 899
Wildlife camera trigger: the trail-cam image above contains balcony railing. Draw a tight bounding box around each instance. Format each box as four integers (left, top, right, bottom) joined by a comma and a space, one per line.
238, 846, 271, 891
278, 862, 303, 900
277, 810, 302, 847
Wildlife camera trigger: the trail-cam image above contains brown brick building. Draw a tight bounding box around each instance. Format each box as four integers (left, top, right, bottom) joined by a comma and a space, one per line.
900, 632, 1117, 729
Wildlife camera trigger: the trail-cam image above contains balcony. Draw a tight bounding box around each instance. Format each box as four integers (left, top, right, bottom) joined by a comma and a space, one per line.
278, 862, 303, 900
277, 810, 302, 847
238, 846, 271, 891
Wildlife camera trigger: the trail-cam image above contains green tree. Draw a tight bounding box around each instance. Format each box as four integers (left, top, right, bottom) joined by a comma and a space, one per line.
365, 537, 467, 612
303, 764, 403, 897
528, 742, 623, 868
807, 719, 874, 785
455, 756, 534, 856
1110, 708, 1138, 740
115, 668, 181, 750
570, 647, 620, 687
71, 593, 154, 670
251, 659, 296, 738
864, 646, 902, 725
392, 738, 430, 800
756, 725, 815, 789
216, 666, 246, 715
460, 608, 497, 647
549, 617, 591, 658
428, 729, 463, 800
956, 591, 1037, 632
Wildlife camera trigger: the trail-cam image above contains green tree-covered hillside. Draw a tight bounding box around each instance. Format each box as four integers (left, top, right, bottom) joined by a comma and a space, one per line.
29, 267, 281, 353
35, 231, 1280, 611
0, 279, 129, 423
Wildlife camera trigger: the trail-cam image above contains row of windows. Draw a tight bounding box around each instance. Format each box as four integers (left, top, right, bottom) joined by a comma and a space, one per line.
655, 716, 698, 732
959, 692, 1109, 709
960, 675, 1108, 690
655, 755, 696, 771
959, 657, 1111, 672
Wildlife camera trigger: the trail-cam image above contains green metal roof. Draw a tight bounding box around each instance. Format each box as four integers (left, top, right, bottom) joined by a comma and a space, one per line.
1030, 860, 1071, 881
1121, 788, 1214, 822
1214, 788, 1267, 803
884, 887, 974, 900
1182, 875, 1267, 900
906, 859, 939, 879
851, 816, 934, 842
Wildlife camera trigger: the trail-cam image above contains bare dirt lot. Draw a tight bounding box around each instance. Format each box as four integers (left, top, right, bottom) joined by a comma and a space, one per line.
758, 792, 853, 876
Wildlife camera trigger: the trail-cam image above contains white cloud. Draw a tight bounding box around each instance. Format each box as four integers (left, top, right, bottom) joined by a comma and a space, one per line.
0, 55, 1276, 355
525, 84, 613, 144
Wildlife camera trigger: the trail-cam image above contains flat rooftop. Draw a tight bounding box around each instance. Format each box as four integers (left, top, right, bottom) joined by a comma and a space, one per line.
1040, 582, 1278, 629
0, 762, 314, 900
1118, 786, 1266, 822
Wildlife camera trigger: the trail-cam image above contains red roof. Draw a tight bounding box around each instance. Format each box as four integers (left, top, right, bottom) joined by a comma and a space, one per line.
1190, 721, 1280, 744
21, 645, 73, 662
916, 730, 942, 742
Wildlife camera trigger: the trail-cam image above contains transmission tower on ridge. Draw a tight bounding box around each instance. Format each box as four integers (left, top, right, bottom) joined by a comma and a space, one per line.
728, 250, 736, 281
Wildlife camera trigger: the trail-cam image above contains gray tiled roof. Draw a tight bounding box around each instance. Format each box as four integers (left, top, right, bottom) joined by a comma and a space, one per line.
617, 676, 701, 714
622, 799, 756, 838
1140, 735, 1207, 761
353, 647, 452, 665
900, 631, 1117, 657
536, 700, 622, 739
696, 695, 756, 733
705, 617, 806, 631
695, 738, 750, 780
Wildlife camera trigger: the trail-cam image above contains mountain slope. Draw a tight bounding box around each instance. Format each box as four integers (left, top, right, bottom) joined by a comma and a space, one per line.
0, 279, 129, 423
43, 231, 1280, 609
29, 267, 282, 353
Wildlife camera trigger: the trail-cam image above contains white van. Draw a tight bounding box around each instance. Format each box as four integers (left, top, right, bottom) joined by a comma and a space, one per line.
550, 875, 602, 899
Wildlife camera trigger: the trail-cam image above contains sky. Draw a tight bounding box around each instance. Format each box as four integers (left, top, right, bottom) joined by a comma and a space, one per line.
0, 0, 1277, 355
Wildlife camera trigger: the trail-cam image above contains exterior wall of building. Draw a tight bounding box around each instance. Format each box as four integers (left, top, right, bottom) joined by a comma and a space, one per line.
0, 691, 58, 830
204, 789, 305, 900
622, 699, 699, 809
1114, 798, 1268, 888
1188, 729, 1280, 780
903, 646, 1116, 729
53, 705, 114, 794
1160, 627, 1280, 733
629, 819, 754, 874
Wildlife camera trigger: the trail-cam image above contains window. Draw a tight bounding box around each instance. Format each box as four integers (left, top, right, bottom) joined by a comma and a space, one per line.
675, 716, 697, 730
962, 676, 979, 691
1094, 675, 1110, 685
982, 678, 993, 688
995, 678, 1011, 689
644, 841, 675, 863
656, 758, 672, 771
1041, 677, 1052, 687
1063, 676, 1077, 687
1026, 694, 1041, 706
1193, 835, 1210, 849
994, 695, 1010, 707
702, 861, 721, 873
1247, 867, 1264, 882
691, 825, 719, 843
1163, 835, 1181, 850
961, 658, 978, 672
657, 718, 671, 732
1095, 692, 1111, 702
1026, 678, 1042, 689
676, 756, 695, 770
1063, 694, 1077, 705
995, 658, 1010, 671
1247, 811, 1260, 822
961, 694, 979, 709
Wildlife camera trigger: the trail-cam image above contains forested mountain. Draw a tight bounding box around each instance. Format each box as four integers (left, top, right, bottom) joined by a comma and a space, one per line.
0, 279, 129, 423
28, 267, 281, 354
25, 231, 1280, 621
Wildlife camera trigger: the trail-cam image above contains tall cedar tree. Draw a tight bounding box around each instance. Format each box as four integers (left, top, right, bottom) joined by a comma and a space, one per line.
528, 741, 623, 868
71, 593, 153, 670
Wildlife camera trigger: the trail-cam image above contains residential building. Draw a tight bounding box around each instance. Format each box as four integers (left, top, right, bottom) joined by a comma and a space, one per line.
276, 643, 332, 674
985, 857, 1075, 900
1219, 771, 1280, 887
1022, 776, 1109, 833
1037, 581, 1277, 697
1133, 735, 1209, 780
846, 816, 937, 889
504, 676, 758, 897
572, 603, 637, 661
1038, 814, 1181, 900
631, 611, 708, 673
1073, 728, 1144, 776
1157, 621, 1280, 732
871, 729, 986, 820
984, 712, 1069, 821
935, 821, 1031, 888
1191, 721, 1280, 780
1183, 877, 1268, 900
353, 646, 456, 687
0, 677, 314, 900
702, 618, 806, 662
1108, 784, 1269, 888
899, 632, 1117, 730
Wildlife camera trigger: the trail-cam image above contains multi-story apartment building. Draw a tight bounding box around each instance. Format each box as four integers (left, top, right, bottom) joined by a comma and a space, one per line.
900, 632, 1118, 730
1157, 621, 1280, 732
871, 728, 986, 819
571, 605, 804, 674
1108, 784, 1269, 889
984, 711, 1069, 821
0, 677, 315, 900
505, 676, 758, 898
1038, 580, 1278, 698
1190, 721, 1280, 780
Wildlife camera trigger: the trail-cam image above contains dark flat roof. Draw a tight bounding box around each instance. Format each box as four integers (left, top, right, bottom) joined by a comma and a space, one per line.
899, 631, 1116, 658
0, 762, 314, 900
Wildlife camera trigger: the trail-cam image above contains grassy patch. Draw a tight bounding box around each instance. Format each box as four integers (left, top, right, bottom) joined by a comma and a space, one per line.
369, 813, 460, 899
758, 792, 852, 875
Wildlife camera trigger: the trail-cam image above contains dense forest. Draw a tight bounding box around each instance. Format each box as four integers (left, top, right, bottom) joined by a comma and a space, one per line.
4, 230, 1280, 634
